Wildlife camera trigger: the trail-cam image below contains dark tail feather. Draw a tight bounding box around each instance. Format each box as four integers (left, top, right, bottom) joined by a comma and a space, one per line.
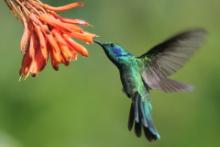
128, 93, 160, 142
128, 103, 135, 131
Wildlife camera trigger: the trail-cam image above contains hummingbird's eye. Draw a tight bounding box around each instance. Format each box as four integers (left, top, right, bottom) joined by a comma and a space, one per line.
110, 43, 114, 47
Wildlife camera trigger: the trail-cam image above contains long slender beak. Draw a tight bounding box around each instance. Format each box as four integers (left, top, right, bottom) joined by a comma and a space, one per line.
94, 40, 104, 47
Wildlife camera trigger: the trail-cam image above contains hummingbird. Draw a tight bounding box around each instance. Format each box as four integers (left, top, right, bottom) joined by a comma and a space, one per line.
95, 29, 206, 142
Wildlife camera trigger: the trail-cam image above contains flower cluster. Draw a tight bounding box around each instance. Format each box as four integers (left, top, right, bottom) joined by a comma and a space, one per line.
5, 0, 96, 78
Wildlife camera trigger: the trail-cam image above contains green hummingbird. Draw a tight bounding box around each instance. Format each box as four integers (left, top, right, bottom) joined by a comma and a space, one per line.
95, 29, 206, 142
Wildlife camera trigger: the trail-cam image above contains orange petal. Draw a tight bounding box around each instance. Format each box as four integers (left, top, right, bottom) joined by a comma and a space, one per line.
29, 33, 39, 76
20, 33, 36, 77
30, 31, 47, 76
39, 14, 83, 33
46, 32, 63, 69
19, 50, 32, 77
60, 18, 89, 26
20, 20, 31, 54
49, 45, 59, 71
68, 32, 95, 44
63, 34, 89, 57
41, 2, 84, 12
50, 12, 89, 26
52, 30, 75, 64
34, 46, 47, 74
28, 33, 35, 58
35, 25, 48, 59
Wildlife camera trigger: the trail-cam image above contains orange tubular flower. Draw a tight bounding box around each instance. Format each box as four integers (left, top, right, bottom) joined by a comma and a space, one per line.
4, 0, 96, 78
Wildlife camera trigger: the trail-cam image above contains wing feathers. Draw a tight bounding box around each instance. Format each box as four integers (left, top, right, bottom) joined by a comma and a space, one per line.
139, 29, 206, 91
157, 79, 193, 93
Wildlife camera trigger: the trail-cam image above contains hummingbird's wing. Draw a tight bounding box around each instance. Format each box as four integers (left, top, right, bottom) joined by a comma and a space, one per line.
138, 29, 207, 92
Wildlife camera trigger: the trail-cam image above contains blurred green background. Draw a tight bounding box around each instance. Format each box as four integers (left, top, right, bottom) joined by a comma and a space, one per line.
0, 0, 220, 147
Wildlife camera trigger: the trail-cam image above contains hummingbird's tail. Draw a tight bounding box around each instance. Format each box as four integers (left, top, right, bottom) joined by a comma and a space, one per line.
128, 92, 160, 142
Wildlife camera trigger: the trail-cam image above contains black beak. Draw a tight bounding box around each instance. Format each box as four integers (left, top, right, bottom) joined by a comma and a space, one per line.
94, 40, 105, 47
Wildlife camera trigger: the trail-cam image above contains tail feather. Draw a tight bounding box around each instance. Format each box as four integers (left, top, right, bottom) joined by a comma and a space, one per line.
128, 103, 135, 131
128, 93, 160, 142
135, 96, 143, 137
135, 122, 142, 137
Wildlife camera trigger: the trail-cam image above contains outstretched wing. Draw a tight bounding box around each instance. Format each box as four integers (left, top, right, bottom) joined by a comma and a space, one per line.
139, 29, 207, 92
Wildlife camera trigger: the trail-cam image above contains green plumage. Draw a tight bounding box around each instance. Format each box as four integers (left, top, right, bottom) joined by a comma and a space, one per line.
95, 28, 207, 142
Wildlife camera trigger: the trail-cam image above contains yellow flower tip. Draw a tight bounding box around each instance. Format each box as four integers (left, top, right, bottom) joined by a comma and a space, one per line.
94, 35, 100, 38
88, 24, 94, 28
18, 76, 22, 82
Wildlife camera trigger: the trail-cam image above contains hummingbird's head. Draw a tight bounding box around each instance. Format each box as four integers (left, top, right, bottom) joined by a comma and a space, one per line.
95, 40, 131, 63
